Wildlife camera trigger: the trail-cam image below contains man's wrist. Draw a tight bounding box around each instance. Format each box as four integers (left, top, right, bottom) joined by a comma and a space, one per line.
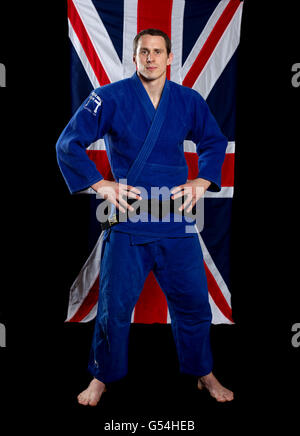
91, 179, 105, 192
194, 178, 211, 191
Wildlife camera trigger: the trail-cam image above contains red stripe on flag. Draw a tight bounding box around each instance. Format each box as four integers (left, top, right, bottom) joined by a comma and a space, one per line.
67, 276, 99, 322
67, 0, 110, 86
221, 153, 234, 187
184, 152, 234, 187
86, 150, 115, 181
182, 0, 241, 88
137, 0, 173, 80
133, 272, 168, 323
130, 0, 174, 322
204, 262, 234, 323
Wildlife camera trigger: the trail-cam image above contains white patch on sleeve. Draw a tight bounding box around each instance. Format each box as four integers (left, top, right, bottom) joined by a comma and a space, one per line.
84, 91, 102, 116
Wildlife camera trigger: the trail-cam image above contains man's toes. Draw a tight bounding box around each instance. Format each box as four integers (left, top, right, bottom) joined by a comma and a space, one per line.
197, 379, 204, 390
77, 391, 89, 405
219, 390, 234, 402
78, 397, 89, 405
88, 397, 99, 406
88, 390, 103, 406
212, 391, 225, 402
210, 387, 234, 402
225, 390, 234, 401
216, 396, 226, 402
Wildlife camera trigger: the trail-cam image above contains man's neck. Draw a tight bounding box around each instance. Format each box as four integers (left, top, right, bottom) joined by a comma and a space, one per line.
137, 72, 166, 109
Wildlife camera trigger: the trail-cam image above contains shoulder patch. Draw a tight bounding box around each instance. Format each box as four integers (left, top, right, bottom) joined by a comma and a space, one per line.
84, 91, 102, 115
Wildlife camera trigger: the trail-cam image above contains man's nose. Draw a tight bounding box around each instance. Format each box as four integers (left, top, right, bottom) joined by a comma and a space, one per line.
146, 52, 153, 62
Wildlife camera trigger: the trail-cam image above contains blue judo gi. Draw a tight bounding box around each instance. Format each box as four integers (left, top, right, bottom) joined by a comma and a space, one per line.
56, 72, 227, 383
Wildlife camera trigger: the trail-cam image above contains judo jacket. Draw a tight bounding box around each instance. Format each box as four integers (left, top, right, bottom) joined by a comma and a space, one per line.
56, 72, 228, 237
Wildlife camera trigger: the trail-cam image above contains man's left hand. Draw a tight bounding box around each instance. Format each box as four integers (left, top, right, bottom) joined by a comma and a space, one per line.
171, 178, 211, 212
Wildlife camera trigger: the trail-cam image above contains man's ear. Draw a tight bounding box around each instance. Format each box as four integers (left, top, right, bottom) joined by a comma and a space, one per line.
167, 52, 174, 66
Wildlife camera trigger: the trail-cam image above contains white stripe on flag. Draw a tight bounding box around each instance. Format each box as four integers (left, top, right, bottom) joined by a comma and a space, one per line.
167, 309, 171, 324
131, 308, 135, 323
184, 140, 235, 154
86, 138, 106, 150
208, 294, 233, 324
181, 0, 230, 80
196, 226, 232, 310
192, 2, 243, 99
205, 187, 233, 198
170, 0, 185, 84
68, 19, 100, 89
66, 233, 103, 322
226, 141, 235, 154
72, 0, 123, 83
122, 0, 138, 78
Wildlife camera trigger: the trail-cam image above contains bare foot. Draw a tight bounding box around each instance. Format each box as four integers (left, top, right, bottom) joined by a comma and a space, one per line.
77, 378, 107, 406
197, 372, 234, 402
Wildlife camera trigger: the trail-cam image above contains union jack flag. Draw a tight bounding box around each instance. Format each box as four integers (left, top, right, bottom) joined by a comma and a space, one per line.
65, 0, 244, 324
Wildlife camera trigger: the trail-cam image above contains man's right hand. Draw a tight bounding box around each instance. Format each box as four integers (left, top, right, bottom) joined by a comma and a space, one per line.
91, 180, 142, 213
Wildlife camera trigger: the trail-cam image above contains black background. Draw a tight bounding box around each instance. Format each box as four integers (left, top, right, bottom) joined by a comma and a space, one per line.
0, 1, 299, 432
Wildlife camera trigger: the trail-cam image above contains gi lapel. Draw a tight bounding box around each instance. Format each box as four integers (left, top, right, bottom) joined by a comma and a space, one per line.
127, 73, 170, 186
101, 74, 170, 230
130, 72, 156, 121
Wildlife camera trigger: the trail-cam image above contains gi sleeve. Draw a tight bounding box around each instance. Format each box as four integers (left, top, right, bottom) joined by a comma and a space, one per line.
56, 90, 112, 194
188, 94, 228, 192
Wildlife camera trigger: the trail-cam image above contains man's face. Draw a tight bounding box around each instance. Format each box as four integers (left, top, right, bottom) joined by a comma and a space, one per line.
133, 35, 173, 81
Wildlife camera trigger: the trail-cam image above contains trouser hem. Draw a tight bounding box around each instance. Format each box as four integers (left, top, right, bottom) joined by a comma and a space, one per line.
179, 366, 213, 378
88, 365, 128, 385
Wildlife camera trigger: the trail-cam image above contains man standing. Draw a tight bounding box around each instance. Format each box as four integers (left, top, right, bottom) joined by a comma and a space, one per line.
56, 29, 234, 405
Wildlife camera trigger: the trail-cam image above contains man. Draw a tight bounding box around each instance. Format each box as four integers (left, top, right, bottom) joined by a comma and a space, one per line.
56, 28, 234, 405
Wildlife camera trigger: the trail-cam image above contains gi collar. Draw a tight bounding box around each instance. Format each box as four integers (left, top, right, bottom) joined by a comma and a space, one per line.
130, 72, 170, 121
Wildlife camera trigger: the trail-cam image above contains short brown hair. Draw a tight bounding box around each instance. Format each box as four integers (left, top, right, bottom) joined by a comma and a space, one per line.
133, 28, 172, 55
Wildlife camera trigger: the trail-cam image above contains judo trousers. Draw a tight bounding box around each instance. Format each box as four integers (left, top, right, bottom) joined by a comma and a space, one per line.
88, 229, 213, 384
